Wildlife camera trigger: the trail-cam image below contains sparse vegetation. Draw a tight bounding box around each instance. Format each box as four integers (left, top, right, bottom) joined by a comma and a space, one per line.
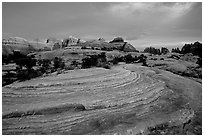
82, 52, 110, 69
144, 47, 161, 55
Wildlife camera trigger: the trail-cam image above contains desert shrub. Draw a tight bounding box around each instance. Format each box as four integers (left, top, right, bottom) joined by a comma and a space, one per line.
82, 56, 93, 68
98, 52, 107, 61
144, 47, 161, 55
172, 47, 181, 53
182, 53, 199, 63
16, 69, 42, 81
142, 61, 148, 66
15, 57, 36, 71
181, 41, 202, 57
53, 57, 65, 69
65, 65, 75, 70
11, 51, 28, 61
112, 57, 119, 65
81, 46, 87, 49
161, 47, 169, 54
181, 68, 202, 78
196, 57, 202, 67
38, 59, 51, 73
124, 54, 134, 63
71, 60, 80, 67
2, 55, 10, 64
138, 54, 147, 63
38, 59, 51, 68
82, 52, 108, 68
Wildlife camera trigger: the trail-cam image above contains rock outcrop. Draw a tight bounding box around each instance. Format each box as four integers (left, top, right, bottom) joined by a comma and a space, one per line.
109, 37, 124, 43
78, 37, 138, 52
2, 64, 201, 134
62, 36, 85, 48
109, 37, 138, 52
2, 37, 52, 56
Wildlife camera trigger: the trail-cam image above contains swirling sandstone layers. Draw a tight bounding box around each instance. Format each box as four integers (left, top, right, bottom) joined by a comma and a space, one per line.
2, 64, 199, 134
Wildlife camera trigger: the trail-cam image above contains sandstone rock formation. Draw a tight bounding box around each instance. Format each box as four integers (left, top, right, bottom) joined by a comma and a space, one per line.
109, 37, 138, 52
62, 36, 85, 48
2, 37, 51, 56
2, 64, 201, 134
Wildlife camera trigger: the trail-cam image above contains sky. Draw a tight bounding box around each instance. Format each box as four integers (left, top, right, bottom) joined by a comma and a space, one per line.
2, 2, 202, 50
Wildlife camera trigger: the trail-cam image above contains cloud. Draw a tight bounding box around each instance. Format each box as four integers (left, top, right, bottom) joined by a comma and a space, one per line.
126, 32, 148, 40
109, 2, 194, 20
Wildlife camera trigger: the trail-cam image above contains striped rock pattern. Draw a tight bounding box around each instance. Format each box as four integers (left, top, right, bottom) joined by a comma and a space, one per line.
2, 64, 191, 134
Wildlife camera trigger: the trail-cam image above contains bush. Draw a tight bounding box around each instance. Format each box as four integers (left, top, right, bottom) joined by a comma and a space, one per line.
82, 52, 108, 69
65, 65, 75, 70
196, 58, 202, 67
138, 54, 147, 63
15, 56, 36, 71
142, 61, 148, 66
144, 47, 161, 55
161, 47, 169, 54
124, 54, 133, 63
82, 56, 96, 68
81, 46, 87, 49
181, 41, 202, 57
112, 57, 120, 65
71, 60, 80, 67
53, 57, 65, 69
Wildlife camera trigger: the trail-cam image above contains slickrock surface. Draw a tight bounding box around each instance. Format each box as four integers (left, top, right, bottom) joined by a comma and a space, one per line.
2, 64, 201, 134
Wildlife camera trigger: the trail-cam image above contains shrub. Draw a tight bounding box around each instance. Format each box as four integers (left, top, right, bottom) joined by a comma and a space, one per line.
196, 57, 202, 67
124, 54, 133, 63
161, 47, 169, 54
144, 47, 161, 55
81, 46, 87, 49
82, 52, 108, 68
138, 54, 147, 63
53, 57, 65, 69
65, 65, 75, 70
112, 57, 119, 65
71, 60, 80, 67
142, 61, 148, 66
15, 57, 36, 71
172, 47, 181, 53
181, 41, 202, 57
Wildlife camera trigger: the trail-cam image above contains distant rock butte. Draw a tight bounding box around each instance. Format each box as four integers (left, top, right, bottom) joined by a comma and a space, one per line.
78, 37, 138, 52
2, 37, 51, 56
2, 36, 138, 54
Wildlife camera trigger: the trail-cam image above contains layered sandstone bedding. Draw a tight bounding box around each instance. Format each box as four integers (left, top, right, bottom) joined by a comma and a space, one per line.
2, 64, 201, 134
